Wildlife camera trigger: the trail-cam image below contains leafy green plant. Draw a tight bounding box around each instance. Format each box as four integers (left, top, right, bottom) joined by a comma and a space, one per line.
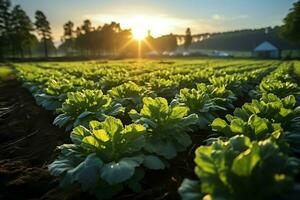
179, 135, 299, 200
212, 94, 300, 153
108, 81, 152, 111
129, 97, 198, 159
212, 114, 280, 141
233, 94, 299, 130
34, 79, 74, 110
49, 117, 165, 199
173, 88, 217, 129
209, 74, 245, 94
54, 89, 124, 130
173, 83, 237, 129
196, 83, 237, 109
259, 80, 299, 98
146, 78, 178, 99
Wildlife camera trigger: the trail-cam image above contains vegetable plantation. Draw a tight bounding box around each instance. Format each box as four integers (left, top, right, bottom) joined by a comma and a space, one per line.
1, 59, 300, 200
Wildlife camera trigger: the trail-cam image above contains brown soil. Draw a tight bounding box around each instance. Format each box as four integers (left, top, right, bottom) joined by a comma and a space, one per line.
0, 80, 88, 200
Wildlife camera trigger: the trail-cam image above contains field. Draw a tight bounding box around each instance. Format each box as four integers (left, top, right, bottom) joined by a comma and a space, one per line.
1, 58, 300, 200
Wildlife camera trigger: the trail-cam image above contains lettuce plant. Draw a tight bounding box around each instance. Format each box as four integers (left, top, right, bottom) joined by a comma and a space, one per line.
108, 81, 152, 111
129, 97, 198, 159
173, 83, 236, 129
212, 94, 300, 153
179, 135, 299, 200
233, 94, 300, 130
259, 80, 299, 98
54, 89, 124, 130
209, 74, 245, 94
146, 78, 178, 99
172, 88, 216, 129
35, 79, 74, 110
196, 83, 237, 110
49, 117, 165, 199
212, 114, 280, 141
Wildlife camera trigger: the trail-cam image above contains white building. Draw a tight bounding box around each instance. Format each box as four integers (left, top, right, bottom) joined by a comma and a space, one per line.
253, 41, 279, 58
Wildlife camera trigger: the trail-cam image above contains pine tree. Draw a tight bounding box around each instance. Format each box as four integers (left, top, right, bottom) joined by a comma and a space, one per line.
184, 28, 192, 50
0, 0, 12, 57
10, 5, 33, 57
35, 10, 52, 57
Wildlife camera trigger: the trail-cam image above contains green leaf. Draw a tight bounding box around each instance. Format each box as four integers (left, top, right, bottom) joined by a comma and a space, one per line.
102, 117, 123, 137
145, 140, 177, 159
248, 115, 269, 137
82, 136, 100, 148
71, 126, 92, 145
231, 143, 260, 176
100, 156, 143, 185
53, 113, 71, 128
71, 153, 103, 189
211, 118, 228, 132
48, 156, 78, 176
170, 106, 189, 119
230, 118, 247, 134
143, 155, 165, 170
178, 179, 203, 200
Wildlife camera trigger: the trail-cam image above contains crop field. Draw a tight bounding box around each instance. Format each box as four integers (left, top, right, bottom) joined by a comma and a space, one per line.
1, 58, 300, 200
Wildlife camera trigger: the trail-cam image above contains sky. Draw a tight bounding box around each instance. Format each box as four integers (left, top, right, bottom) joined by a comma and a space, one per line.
11, 0, 298, 43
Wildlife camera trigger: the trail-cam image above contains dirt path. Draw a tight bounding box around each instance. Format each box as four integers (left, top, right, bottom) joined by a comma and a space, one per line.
0, 80, 87, 200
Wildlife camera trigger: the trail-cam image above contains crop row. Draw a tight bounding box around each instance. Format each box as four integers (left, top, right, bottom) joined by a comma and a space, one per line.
14, 60, 292, 199
179, 61, 300, 200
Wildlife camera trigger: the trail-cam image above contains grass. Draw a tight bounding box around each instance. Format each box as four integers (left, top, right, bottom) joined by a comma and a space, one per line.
0, 66, 14, 81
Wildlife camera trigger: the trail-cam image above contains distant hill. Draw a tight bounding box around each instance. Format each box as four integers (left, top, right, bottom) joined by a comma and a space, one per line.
189, 27, 300, 51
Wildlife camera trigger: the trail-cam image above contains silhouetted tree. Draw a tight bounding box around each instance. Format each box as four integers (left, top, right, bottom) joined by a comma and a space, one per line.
184, 27, 192, 50
81, 19, 92, 34
61, 21, 75, 54
281, 0, 300, 42
0, 0, 11, 57
154, 33, 178, 52
63, 21, 74, 40
10, 5, 34, 57
35, 10, 52, 57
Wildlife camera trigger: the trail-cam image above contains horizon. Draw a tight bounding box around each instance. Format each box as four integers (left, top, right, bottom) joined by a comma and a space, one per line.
11, 0, 298, 45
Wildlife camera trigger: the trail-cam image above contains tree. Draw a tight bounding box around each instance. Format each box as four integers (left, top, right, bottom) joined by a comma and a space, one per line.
35, 10, 52, 57
0, 0, 11, 57
63, 20, 74, 40
10, 5, 34, 57
0, 0, 11, 35
61, 20, 75, 54
81, 19, 92, 34
281, 0, 300, 42
184, 27, 192, 50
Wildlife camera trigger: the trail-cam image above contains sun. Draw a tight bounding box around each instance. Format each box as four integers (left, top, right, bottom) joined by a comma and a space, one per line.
132, 27, 147, 40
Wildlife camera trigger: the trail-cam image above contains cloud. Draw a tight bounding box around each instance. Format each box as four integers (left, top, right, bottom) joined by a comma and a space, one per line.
212, 14, 248, 21
212, 14, 226, 21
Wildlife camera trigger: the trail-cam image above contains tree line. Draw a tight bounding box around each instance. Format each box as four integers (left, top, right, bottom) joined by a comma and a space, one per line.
0, 0, 192, 59
2, 0, 298, 59
0, 0, 55, 58
59, 20, 192, 57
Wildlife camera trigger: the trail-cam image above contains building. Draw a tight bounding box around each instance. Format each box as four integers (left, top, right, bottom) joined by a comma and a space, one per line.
185, 27, 300, 59
253, 41, 279, 58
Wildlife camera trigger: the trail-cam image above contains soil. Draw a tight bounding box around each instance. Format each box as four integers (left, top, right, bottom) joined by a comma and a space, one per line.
0, 80, 88, 200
